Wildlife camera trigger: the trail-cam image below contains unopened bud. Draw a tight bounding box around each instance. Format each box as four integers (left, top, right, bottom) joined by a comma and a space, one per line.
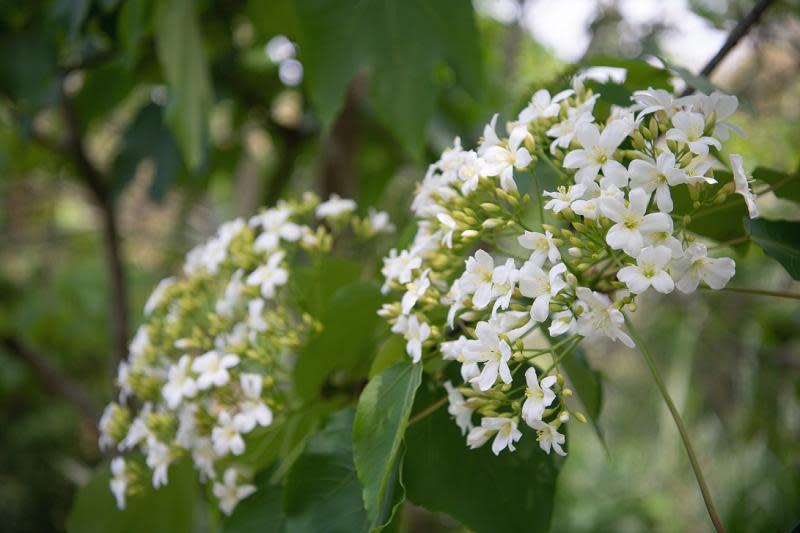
559, 411, 570, 423
574, 412, 588, 424
568, 247, 582, 257
480, 202, 501, 213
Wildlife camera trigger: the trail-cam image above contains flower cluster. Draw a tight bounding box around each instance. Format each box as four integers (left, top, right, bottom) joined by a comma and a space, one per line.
99, 193, 391, 515
379, 79, 758, 457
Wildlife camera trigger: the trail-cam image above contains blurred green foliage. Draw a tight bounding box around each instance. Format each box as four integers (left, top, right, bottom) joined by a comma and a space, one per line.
0, 0, 799, 532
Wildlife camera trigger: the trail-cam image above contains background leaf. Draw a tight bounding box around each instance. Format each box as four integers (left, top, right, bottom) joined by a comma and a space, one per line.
154, 0, 213, 170
752, 167, 800, 204
353, 361, 422, 529
745, 218, 800, 279
283, 408, 368, 533
402, 384, 563, 533
223, 469, 285, 533
66, 459, 197, 533
294, 0, 483, 157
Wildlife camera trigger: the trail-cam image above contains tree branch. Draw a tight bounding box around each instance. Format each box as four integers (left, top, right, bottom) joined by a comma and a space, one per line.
681, 0, 776, 95
60, 90, 130, 368
1, 335, 101, 425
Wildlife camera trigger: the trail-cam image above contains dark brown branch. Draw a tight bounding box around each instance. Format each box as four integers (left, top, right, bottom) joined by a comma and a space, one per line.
1, 335, 101, 424
681, 0, 776, 95
60, 91, 130, 367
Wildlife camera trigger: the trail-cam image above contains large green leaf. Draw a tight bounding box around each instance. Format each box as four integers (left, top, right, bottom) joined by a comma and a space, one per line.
154, 0, 213, 170
559, 345, 606, 449
223, 469, 285, 533
752, 167, 800, 205
353, 361, 423, 529
294, 0, 483, 157
293, 281, 385, 400
746, 218, 800, 280
403, 384, 563, 533
66, 459, 197, 533
111, 103, 182, 201
283, 408, 369, 533
672, 178, 749, 244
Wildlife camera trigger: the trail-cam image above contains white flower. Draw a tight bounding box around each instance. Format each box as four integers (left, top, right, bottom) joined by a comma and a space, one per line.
518, 230, 561, 265
666, 111, 721, 156
628, 151, 688, 213
479, 417, 522, 455
252, 207, 302, 251
490, 258, 519, 314
247, 299, 268, 333
436, 213, 458, 248
692, 91, 742, 140
466, 321, 513, 391
477, 114, 501, 156
175, 404, 198, 448
604, 188, 672, 256
522, 367, 557, 425
215, 269, 244, 318
461, 249, 496, 309
146, 438, 172, 488
480, 125, 532, 193
575, 287, 633, 347
233, 374, 273, 433
162, 355, 198, 409
192, 350, 240, 390
546, 96, 597, 154
444, 381, 474, 435
119, 404, 152, 451
129, 326, 150, 364
144, 277, 176, 315
617, 246, 675, 294
563, 121, 630, 185
401, 269, 431, 315
530, 420, 567, 456
673, 243, 736, 293
316, 194, 356, 219
518, 261, 567, 322
110, 457, 128, 510
367, 208, 395, 233
518, 88, 572, 124
212, 410, 246, 456
730, 154, 759, 218
191, 438, 217, 481
381, 249, 421, 291
631, 88, 687, 118
213, 468, 256, 515
548, 309, 576, 337
456, 150, 483, 195
543, 184, 586, 213
98, 404, 118, 450
392, 314, 431, 363
246, 251, 288, 299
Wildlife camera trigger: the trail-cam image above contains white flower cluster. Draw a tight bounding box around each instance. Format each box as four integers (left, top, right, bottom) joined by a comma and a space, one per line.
99, 193, 391, 515
379, 79, 759, 456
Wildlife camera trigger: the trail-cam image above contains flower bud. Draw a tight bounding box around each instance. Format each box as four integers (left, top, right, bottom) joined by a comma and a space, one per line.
568, 247, 582, 257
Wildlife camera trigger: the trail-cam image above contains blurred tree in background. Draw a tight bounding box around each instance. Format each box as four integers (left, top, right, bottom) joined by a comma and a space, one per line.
0, 0, 798, 531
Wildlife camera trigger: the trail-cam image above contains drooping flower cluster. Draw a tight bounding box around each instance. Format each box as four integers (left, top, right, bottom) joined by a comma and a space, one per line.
379, 78, 759, 457
99, 193, 392, 514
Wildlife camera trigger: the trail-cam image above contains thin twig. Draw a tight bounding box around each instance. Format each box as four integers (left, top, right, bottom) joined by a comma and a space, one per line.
681, 0, 776, 96
407, 395, 448, 427
1, 335, 101, 425
623, 314, 725, 533
707, 286, 800, 301
60, 90, 130, 367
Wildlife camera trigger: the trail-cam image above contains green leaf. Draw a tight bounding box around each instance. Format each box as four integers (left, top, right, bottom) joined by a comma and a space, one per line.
111, 103, 182, 201
67, 459, 197, 533
293, 281, 385, 400
353, 361, 423, 529
403, 384, 563, 533
294, 0, 483, 157
284, 408, 369, 533
584, 56, 672, 90
658, 57, 718, 94
672, 177, 749, 244
0, 30, 60, 115
746, 218, 800, 280
288, 257, 362, 316
368, 335, 407, 378
559, 345, 607, 449
223, 469, 285, 533
154, 0, 213, 170
753, 167, 800, 204
119, 0, 154, 69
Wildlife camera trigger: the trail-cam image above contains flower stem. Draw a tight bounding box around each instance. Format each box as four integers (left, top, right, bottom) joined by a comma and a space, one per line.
711, 286, 800, 301
407, 395, 448, 427
623, 314, 725, 533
